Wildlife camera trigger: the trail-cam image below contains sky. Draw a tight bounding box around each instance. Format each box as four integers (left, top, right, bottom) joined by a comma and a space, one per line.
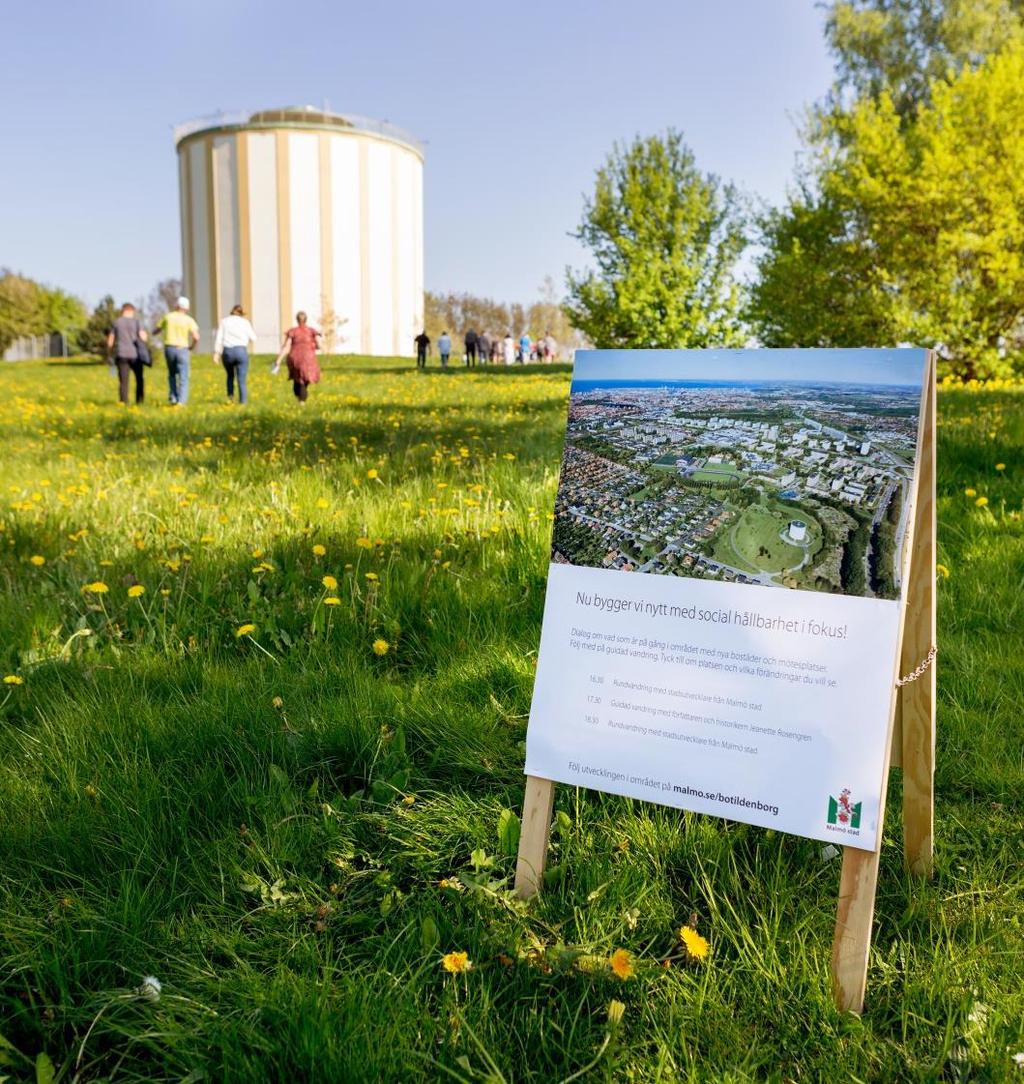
0, 1, 836, 311
573, 349, 930, 386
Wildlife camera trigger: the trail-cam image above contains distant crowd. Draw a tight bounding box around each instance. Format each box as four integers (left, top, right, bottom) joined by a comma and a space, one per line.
413, 328, 558, 369
107, 299, 559, 409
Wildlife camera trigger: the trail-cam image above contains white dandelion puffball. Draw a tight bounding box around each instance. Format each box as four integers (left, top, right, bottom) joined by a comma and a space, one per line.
137, 975, 162, 1001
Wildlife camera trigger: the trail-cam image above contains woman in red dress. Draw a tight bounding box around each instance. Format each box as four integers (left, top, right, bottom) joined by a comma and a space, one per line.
272, 311, 322, 403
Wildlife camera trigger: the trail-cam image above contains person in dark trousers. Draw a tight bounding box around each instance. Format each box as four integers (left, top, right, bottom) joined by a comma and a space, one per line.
478, 330, 491, 365
464, 328, 478, 367
414, 330, 431, 368
438, 330, 452, 368
106, 302, 148, 405
272, 311, 322, 403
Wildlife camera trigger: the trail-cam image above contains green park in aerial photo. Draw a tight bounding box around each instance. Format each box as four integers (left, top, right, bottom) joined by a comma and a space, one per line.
1, 2, 1023, 1081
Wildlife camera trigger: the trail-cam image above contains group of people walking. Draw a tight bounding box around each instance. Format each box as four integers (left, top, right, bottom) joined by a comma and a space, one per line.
106, 297, 323, 407
414, 328, 558, 368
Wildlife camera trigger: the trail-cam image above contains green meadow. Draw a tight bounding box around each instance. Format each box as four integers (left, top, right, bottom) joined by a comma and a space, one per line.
0, 358, 1021, 1081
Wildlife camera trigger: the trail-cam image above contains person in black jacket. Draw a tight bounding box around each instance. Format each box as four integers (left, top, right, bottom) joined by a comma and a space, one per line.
414, 330, 431, 368
464, 328, 478, 367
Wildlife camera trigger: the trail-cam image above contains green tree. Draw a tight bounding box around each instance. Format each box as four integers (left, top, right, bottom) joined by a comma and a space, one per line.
825, 0, 1024, 121
564, 131, 746, 349
751, 8, 1024, 378
37, 287, 88, 353
747, 190, 900, 348
81, 296, 120, 358
0, 271, 43, 354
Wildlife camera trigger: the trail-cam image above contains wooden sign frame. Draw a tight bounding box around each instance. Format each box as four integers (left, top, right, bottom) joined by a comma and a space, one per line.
515, 352, 937, 1015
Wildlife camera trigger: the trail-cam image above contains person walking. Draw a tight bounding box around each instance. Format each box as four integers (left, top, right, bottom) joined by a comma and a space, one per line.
478, 330, 491, 366
414, 329, 431, 368
154, 296, 200, 406
438, 329, 452, 368
272, 311, 322, 403
213, 304, 257, 404
545, 331, 557, 363
106, 302, 148, 406
519, 330, 532, 364
502, 331, 515, 366
464, 328, 478, 367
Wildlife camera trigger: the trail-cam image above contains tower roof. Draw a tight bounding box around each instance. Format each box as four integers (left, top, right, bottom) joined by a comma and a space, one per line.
174, 105, 423, 158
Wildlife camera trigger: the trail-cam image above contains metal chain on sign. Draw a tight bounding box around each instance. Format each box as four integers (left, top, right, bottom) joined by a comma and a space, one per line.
896, 644, 937, 687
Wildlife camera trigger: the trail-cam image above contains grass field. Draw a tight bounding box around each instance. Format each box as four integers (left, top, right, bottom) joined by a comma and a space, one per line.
1, 358, 1022, 1082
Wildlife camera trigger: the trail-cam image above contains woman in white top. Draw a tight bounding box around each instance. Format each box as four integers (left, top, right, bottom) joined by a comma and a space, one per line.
502, 331, 515, 366
213, 305, 257, 404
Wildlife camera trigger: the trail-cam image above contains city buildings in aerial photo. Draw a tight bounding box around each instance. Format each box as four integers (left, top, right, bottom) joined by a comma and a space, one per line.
552, 349, 927, 600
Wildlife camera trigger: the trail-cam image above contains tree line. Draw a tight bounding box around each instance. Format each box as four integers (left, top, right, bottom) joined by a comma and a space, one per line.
0, 273, 181, 357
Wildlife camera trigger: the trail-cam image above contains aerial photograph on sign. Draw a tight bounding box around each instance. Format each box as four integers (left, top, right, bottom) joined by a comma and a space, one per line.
552, 349, 926, 599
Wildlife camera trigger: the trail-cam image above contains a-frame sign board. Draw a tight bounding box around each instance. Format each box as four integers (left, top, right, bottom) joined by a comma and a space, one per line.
515, 351, 937, 1015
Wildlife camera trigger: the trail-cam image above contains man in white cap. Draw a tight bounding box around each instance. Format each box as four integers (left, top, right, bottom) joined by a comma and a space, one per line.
154, 296, 200, 406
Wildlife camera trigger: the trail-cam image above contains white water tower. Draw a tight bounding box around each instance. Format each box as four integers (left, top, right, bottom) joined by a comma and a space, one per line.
174, 106, 424, 356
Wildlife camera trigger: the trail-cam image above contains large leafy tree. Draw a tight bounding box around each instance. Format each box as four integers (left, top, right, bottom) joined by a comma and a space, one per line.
750, 1, 1024, 378
825, 0, 1023, 120
564, 131, 746, 349
0, 271, 43, 354
0, 271, 87, 354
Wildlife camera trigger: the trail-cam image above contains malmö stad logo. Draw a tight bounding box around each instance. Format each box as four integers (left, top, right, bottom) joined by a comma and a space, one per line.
827, 788, 862, 830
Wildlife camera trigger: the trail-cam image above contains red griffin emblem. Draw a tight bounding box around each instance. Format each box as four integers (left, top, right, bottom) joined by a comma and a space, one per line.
836, 788, 853, 824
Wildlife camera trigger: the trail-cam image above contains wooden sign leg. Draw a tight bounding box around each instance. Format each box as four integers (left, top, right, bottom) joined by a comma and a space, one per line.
515, 775, 556, 899
901, 365, 937, 878
832, 846, 882, 1012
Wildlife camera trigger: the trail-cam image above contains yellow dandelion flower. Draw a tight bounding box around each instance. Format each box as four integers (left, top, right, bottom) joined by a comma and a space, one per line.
29, 555, 45, 566
680, 926, 710, 961
975, 496, 989, 507
316, 497, 329, 508
365, 572, 379, 582
356, 537, 373, 549
322, 574, 338, 590
995, 463, 1005, 471
964, 487, 976, 497
609, 949, 634, 980
160, 588, 171, 597
324, 596, 341, 606
367, 468, 379, 479
936, 564, 950, 578
607, 1000, 626, 1028
312, 544, 327, 556
82, 582, 109, 594
235, 623, 256, 637
441, 951, 471, 974
372, 638, 390, 655
401, 794, 416, 806
127, 585, 146, 598
502, 453, 516, 461
3, 675, 24, 685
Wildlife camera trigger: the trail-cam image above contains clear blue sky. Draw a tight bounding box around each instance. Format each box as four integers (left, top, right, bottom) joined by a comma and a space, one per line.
574, 349, 929, 386
0, 0, 835, 310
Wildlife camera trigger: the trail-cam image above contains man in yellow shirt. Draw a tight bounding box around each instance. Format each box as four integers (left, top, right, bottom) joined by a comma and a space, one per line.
155, 296, 200, 405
